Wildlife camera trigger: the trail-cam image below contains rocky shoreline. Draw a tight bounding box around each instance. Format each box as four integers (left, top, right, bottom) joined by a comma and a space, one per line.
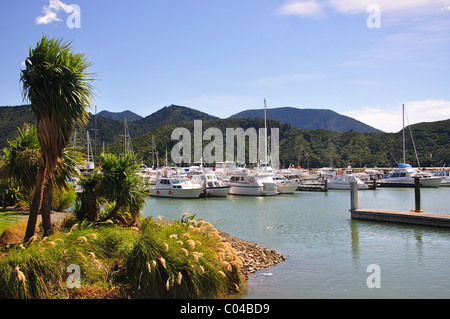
219, 231, 286, 279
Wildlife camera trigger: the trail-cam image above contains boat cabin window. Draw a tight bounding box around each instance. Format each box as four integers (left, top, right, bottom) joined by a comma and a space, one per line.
391, 173, 406, 178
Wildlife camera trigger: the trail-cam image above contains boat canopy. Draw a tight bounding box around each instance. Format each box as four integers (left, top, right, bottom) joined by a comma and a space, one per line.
396, 163, 412, 168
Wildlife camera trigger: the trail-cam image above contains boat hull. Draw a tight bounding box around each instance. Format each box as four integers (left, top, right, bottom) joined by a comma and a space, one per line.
205, 186, 230, 197
378, 177, 442, 188
276, 184, 299, 194
229, 183, 277, 196
149, 188, 203, 198
328, 182, 368, 190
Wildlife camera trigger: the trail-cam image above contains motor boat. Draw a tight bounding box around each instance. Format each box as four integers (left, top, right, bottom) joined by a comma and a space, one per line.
227, 170, 277, 196
432, 170, 450, 187
139, 164, 157, 185
272, 174, 299, 194
187, 171, 230, 197
378, 163, 442, 188
149, 176, 204, 198
327, 174, 369, 190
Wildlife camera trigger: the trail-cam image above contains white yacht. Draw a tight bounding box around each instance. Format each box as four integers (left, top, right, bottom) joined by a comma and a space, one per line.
378, 163, 442, 188
214, 161, 243, 182
149, 176, 204, 198
327, 174, 369, 190
228, 170, 277, 196
317, 167, 337, 179
432, 170, 450, 187
139, 164, 157, 185
378, 104, 441, 188
187, 171, 230, 197
272, 174, 299, 194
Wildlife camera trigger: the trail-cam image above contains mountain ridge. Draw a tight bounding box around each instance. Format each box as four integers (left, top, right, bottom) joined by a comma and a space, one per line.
229, 107, 382, 133
97, 110, 143, 122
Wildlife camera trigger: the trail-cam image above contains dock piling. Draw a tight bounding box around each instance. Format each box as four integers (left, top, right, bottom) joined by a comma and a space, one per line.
350, 176, 358, 212
411, 177, 423, 213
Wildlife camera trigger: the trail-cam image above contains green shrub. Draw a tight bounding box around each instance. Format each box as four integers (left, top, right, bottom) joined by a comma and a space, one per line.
0, 215, 244, 299
51, 185, 77, 211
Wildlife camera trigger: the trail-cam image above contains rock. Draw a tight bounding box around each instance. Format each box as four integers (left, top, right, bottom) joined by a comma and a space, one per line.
219, 231, 286, 279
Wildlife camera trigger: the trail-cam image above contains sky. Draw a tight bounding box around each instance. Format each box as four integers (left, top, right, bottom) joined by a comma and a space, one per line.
1, 0, 450, 132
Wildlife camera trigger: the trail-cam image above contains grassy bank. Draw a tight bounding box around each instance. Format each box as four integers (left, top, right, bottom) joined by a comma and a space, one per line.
0, 214, 244, 299
0, 209, 28, 234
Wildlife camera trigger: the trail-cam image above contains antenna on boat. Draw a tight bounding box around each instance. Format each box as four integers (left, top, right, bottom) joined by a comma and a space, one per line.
264, 98, 268, 168
402, 104, 406, 164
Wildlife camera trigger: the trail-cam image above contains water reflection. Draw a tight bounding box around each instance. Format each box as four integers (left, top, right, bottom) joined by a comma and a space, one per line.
143, 187, 450, 298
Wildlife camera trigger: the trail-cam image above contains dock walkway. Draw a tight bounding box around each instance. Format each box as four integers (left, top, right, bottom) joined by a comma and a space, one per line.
349, 176, 450, 228
351, 209, 450, 228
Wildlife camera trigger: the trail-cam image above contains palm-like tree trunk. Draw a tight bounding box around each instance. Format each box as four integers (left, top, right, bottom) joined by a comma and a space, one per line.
24, 160, 46, 241
40, 184, 53, 237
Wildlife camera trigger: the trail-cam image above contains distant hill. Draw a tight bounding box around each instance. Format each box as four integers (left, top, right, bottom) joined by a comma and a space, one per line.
128, 104, 220, 137
97, 110, 143, 122
1, 104, 448, 167
0, 104, 36, 148
230, 107, 382, 133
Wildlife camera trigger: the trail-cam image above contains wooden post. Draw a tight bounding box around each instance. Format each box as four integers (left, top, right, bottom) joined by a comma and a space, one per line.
350, 176, 358, 212
411, 177, 423, 212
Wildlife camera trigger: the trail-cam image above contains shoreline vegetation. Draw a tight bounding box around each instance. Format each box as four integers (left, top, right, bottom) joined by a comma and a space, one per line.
0, 208, 285, 299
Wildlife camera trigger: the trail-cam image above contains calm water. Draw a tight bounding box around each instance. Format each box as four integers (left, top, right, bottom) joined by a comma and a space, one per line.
141, 187, 450, 299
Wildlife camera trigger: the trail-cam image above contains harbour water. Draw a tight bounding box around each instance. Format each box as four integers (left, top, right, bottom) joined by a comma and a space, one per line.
141, 187, 450, 299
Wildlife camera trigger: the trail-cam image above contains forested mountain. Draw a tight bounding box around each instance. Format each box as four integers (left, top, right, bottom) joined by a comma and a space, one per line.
230, 107, 382, 133
107, 117, 450, 168
97, 110, 143, 122
1, 104, 448, 168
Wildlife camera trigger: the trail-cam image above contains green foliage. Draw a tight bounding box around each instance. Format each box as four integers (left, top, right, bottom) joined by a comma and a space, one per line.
51, 185, 77, 211
0, 216, 243, 299
123, 216, 242, 298
0, 225, 131, 299
99, 153, 148, 222
73, 153, 149, 223
0, 124, 40, 192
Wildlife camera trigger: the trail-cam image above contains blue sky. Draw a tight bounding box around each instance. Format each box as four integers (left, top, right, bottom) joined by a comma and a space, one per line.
1, 0, 450, 132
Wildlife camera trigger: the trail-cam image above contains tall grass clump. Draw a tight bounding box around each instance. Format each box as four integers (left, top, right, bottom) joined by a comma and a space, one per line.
124, 215, 244, 298
0, 224, 135, 298
0, 214, 244, 299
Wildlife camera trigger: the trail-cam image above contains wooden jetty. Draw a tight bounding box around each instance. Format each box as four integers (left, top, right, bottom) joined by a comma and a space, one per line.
349, 176, 450, 228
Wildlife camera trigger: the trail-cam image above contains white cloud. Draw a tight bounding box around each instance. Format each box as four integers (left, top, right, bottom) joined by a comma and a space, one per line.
328, 0, 447, 14
342, 100, 450, 132
276, 0, 326, 18
36, 0, 74, 25
277, 0, 450, 19
251, 73, 329, 88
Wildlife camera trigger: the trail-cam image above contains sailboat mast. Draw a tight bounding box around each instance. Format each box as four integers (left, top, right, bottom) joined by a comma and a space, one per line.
264, 98, 268, 167
402, 104, 406, 164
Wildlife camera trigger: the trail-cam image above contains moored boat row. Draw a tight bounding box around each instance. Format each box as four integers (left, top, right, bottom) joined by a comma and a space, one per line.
143, 162, 447, 199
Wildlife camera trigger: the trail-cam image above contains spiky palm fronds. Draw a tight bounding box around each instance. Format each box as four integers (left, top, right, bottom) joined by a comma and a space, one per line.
20, 34, 95, 171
